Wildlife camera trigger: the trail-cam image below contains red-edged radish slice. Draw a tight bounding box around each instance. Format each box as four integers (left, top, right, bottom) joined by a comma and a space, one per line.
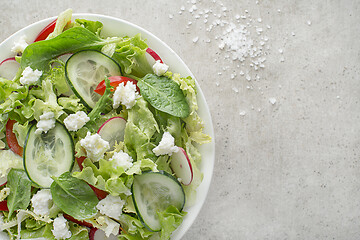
0, 176, 6, 187
146, 48, 163, 63
0, 57, 19, 80
90, 228, 119, 240
170, 147, 193, 185
97, 117, 126, 150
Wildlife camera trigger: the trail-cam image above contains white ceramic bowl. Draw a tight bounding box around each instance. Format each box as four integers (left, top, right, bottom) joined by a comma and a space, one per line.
0, 13, 215, 239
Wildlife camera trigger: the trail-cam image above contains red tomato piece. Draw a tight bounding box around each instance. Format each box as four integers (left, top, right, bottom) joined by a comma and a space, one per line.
5, 119, 23, 157
63, 214, 93, 228
94, 76, 139, 95
0, 201, 8, 211
34, 19, 57, 42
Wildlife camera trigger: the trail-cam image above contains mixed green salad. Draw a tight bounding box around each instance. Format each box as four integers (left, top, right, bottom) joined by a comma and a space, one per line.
0, 9, 210, 240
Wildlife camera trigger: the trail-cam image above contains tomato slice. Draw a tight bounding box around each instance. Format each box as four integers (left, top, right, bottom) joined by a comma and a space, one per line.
63, 214, 93, 228
146, 48, 163, 63
0, 201, 8, 211
6, 119, 23, 157
94, 76, 139, 95
34, 19, 57, 42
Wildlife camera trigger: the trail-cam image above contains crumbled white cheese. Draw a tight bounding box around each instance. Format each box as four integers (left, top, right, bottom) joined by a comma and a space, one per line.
11, 35, 28, 54
96, 216, 120, 237
20, 66, 43, 85
31, 189, 53, 216
80, 132, 110, 162
113, 82, 139, 109
35, 112, 56, 134
152, 60, 169, 76
52, 215, 71, 240
109, 150, 133, 171
63, 111, 90, 131
152, 132, 178, 156
0, 188, 10, 202
96, 195, 125, 220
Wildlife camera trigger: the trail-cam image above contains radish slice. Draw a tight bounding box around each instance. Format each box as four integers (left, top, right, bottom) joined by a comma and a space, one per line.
97, 117, 126, 150
0, 176, 6, 187
0, 57, 19, 80
90, 228, 118, 240
170, 147, 193, 185
146, 48, 163, 63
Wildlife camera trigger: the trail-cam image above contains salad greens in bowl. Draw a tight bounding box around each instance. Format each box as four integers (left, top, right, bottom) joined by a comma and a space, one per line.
0, 9, 214, 240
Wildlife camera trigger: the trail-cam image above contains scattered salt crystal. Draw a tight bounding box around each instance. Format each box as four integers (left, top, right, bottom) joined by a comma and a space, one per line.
280, 56, 285, 62
307, 20, 312, 25
278, 48, 283, 54
188, 21, 192, 25
257, 18, 262, 23
180, 6, 185, 11
204, 19, 208, 23
336, 96, 340, 99
169, 14, 174, 19
239, 111, 246, 116
217, 72, 222, 75
239, 70, 244, 76
246, 75, 251, 81
269, 98, 277, 105
232, 86, 239, 93
241, 15, 247, 19
266, 25, 271, 29
191, 0, 196, 3
277, 9, 281, 13
193, 36, 199, 43
215, 82, 220, 86
235, 14, 240, 20
291, 31, 296, 36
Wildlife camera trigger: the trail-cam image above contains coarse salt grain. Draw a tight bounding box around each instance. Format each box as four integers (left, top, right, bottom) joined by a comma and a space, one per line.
269, 98, 277, 105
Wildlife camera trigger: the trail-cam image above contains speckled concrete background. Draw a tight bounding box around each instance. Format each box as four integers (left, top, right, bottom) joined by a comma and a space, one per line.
1, 0, 360, 239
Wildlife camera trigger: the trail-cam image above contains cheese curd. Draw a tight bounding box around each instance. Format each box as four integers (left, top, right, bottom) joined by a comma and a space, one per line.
52, 215, 72, 240
152, 131, 179, 156
31, 189, 53, 216
35, 111, 56, 134
109, 150, 133, 171
20, 66, 43, 85
63, 111, 90, 131
80, 132, 110, 161
11, 35, 28, 54
152, 60, 169, 76
113, 82, 139, 109
96, 195, 125, 220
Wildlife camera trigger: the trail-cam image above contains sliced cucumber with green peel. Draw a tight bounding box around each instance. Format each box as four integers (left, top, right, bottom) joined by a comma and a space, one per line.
65, 50, 121, 109
24, 122, 74, 188
132, 171, 185, 232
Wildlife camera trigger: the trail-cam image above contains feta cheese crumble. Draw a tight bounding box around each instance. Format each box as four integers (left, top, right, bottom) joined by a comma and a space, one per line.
31, 189, 53, 216
113, 82, 139, 109
152, 60, 169, 76
63, 111, 90, 131
80, 132, 110, 161
96, 195, 125, 220
20, 66, 43, 85
52, 215, 71, 240
35, 112, 56, 134
11, 35, 28, 54
109, 150, 133, 171
152, 131, 178, 156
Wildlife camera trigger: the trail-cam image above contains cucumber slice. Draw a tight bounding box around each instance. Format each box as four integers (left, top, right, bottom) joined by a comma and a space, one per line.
24, 122, 74, 188
65, 50, 121, 109
132, 171, 185, 232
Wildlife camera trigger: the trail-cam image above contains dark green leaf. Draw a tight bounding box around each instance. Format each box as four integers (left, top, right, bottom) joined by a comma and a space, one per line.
7, 169, 32, 219
21, 27, 121, 71
50, 172, 99, 220
137, 74, 190, 118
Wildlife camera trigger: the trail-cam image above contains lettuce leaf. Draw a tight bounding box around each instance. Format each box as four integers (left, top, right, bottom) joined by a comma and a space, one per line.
12, 121, 30, 147
158, 206, 186, 240
124, 97, 159, 161
0, 150, 24, 178
112, 34, 152, 77
75, 19, 103, 36
46, 9, 73, 40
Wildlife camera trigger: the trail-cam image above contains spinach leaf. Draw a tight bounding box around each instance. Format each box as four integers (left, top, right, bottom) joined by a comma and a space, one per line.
7, 169, 32, 219
50, 172, 99, 220
21, 27, 122, 71
137, 74, 190, 118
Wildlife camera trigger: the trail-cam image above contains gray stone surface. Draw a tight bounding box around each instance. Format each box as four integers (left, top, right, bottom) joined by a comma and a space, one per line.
1, 0, 360, 239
